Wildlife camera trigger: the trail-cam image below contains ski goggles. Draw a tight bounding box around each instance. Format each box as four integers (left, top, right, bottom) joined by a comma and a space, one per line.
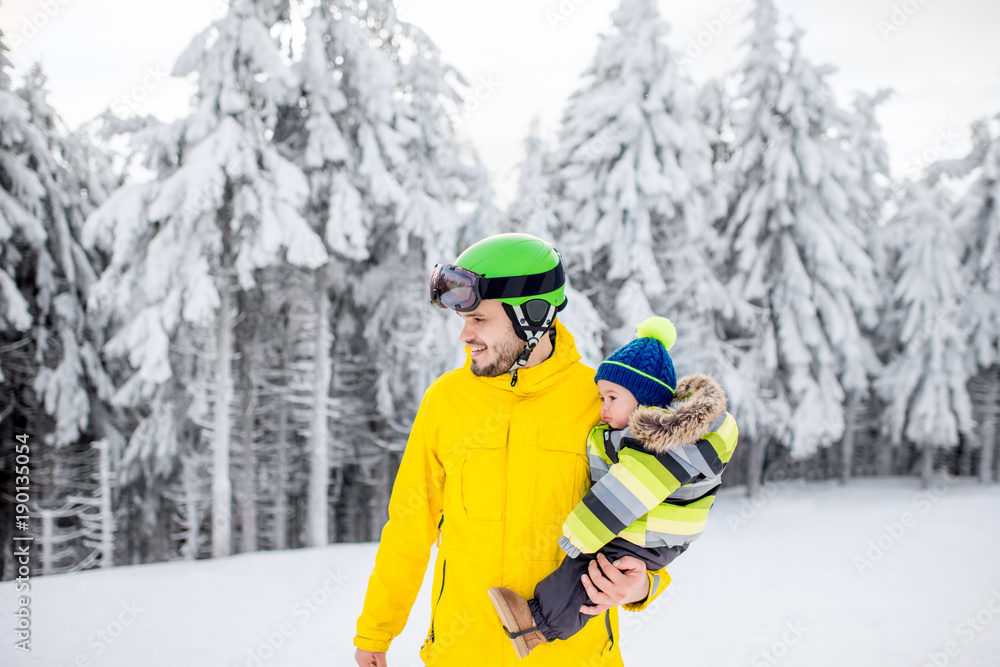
429, 262, 565, 312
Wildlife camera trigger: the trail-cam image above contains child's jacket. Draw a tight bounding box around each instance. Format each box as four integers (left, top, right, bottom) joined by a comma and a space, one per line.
560, 374, 739, 557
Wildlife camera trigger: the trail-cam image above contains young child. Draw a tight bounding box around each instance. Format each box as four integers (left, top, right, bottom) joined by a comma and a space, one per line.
487, 316, 739, 659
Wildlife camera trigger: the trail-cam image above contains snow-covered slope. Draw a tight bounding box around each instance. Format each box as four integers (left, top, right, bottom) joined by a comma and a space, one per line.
3, 478, 999, 667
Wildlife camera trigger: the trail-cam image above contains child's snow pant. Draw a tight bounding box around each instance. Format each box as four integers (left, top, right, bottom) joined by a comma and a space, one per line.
527, 537, 684, 642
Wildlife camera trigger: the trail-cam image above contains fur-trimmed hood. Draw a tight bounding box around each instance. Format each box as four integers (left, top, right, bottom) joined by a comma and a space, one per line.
627, 373, 728, 454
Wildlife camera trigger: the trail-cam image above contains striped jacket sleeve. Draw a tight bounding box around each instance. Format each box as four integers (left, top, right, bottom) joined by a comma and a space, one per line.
560, 436, 704, 557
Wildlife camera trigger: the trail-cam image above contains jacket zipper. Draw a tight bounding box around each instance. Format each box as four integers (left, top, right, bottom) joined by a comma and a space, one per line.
604, 610, 615, 652
429, 559, 447, 642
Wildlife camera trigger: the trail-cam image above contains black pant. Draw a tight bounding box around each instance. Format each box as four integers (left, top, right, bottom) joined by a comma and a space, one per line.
527, 538, 686, 642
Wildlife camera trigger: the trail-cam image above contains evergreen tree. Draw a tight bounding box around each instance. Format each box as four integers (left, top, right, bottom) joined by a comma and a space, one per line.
0, 31, 120, 575
550, 0, 721, 345
837, 88, 894, 481
0, 36, 48, 432
697, 78, 731, 169
721, 5, 881, 490
20, 65, 123, 570
544, 0, 746, 390
285, 0, 486, 542
504, 119, 605, 366
460, 151, 504, 249
847, 89, 894, 232
83, 0, 326, 559
507, 118, 556, 237
949, 116, 1000, 482
875, 181, 974, 483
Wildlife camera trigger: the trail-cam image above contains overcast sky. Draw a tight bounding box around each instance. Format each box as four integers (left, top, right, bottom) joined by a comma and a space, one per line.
2, 0, 999, 204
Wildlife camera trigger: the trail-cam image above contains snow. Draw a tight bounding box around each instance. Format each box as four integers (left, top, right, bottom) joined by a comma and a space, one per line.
0, 266, 32, 331
4, 478, 999, 667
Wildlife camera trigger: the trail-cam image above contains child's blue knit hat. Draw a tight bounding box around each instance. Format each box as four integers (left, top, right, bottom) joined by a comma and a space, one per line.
594, 316, 677, 407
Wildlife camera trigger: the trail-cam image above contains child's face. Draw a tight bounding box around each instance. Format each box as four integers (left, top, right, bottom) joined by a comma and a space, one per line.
597, 380, 639, 430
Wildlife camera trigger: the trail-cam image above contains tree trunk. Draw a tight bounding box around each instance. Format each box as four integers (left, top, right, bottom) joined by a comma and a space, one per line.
958, 442, 972, 477
977, 367, 998, 483
238, 317, 260, 554
920, 444, 934, 488
995, 413, 1000, 483
274, 412, 288, 549
88, 401, 123, 564
995, 435, 1000, 484
840, 393, 859, 484
41, 510, 54, 576
182, 457, 200, 560
239, 419, 258, 554
307, 267, 333, 547
212, 268, 234, 559
331, 466, 344, 542
747, 434, 768, 497
376, 447, 391, 539
893, 440, 910, 476
97, 441, 114, 568
270, 304, 293, 551
875, 430, 894, 476
274, 385, 290, 550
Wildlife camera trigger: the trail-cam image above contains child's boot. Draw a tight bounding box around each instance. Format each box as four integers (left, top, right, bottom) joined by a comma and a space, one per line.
487, 587, 548, 659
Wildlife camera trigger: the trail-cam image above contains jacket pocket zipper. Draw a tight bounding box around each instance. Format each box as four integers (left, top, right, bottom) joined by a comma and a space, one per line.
429, 559, 447, 643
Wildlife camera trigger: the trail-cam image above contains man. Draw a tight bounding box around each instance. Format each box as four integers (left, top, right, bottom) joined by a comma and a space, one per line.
354, 234, 670, 666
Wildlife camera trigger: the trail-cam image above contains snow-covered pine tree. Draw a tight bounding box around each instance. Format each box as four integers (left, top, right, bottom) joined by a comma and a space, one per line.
847, 89, 894, 232
0, 41, 51, 508
715, 1, 788, 493
459, 151, 504, 251
875, 180, 975, 483
0, 35, 121, 574
503, 119, 605, 366
507, 118, 556, 237
835, 88, 894, 482
285, 0, 484, 542
543, 0, 759, 489
17, 62, 121, 457
721, 5, 881, 489
697, 78, 731, 169
550, 0, 721, 345
846, 88, 895, 477
83, 0, 326, 559
361, 4, 486, 533
687, 75, 787, 491
948, 115, 1000, 482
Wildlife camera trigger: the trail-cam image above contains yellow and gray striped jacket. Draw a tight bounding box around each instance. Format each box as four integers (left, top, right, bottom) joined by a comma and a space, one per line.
560, 374, 739, 557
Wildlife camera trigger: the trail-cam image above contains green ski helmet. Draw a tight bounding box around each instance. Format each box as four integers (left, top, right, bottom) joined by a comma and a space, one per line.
430, 233, 567, 378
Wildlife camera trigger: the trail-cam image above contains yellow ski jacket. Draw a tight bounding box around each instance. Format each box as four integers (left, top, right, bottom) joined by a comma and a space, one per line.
354, 320, 670, 666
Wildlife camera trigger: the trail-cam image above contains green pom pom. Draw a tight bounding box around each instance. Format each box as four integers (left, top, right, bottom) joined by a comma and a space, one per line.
635, 316, 676, 351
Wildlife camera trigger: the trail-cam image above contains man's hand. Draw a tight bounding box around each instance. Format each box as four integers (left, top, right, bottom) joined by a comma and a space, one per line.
355, 649, 387, 667
579, 553, 650, 615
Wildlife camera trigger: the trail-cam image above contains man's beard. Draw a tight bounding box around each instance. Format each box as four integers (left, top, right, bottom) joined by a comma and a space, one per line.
471, 335, 525, 377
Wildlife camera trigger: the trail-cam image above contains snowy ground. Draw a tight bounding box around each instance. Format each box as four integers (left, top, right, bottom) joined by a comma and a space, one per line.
3, 477, 999, 667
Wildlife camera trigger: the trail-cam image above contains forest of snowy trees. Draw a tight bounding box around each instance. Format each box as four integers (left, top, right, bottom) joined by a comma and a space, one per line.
1, 0, 997, 577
